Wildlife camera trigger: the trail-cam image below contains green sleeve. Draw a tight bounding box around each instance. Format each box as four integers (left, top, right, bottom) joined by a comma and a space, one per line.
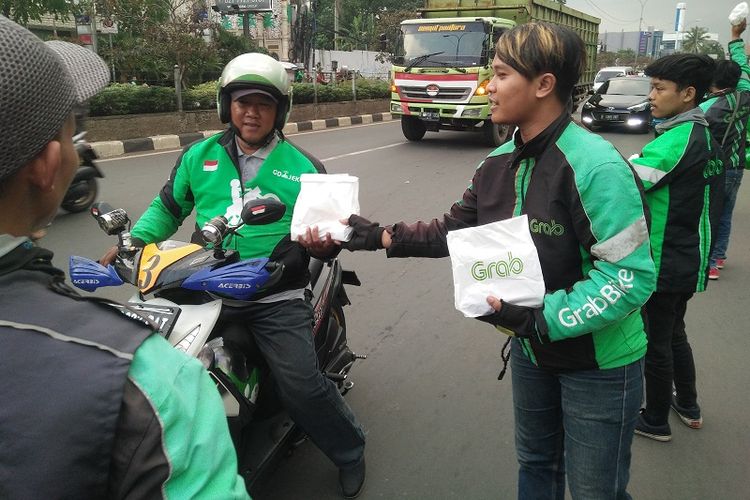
131, 153, 195, 244
729, 39, 750, 92
541, 162, 656, 341
129, 336, 250, 500
630, 124, 691, 191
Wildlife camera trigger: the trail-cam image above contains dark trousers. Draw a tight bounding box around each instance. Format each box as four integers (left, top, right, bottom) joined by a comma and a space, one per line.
222, 298, 365, 468
642, 291, 697, 425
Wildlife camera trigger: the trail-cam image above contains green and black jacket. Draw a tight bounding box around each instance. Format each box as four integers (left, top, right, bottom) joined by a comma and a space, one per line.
630, 108, 724, 293
0, 237, 248, 499
131, 129, 326, 298
699, 38, 750, 169
387, 113, 656, 371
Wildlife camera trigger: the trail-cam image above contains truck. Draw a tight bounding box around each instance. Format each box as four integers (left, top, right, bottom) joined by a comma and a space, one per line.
388, 0, 600, 146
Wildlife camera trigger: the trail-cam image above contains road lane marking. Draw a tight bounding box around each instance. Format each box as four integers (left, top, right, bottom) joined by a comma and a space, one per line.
97, 120, 400, 163
322, 141, 408, 162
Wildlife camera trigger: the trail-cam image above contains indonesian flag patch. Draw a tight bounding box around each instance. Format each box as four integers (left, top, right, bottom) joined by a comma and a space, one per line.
203, 160, 218, 171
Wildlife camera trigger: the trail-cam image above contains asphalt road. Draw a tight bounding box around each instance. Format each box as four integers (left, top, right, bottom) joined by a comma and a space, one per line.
43, 120, 750, 500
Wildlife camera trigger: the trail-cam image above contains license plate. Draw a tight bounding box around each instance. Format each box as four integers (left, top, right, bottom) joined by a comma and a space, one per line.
599, 113, 619, 121
114, 302, 181, 335
421, 111, 440, 121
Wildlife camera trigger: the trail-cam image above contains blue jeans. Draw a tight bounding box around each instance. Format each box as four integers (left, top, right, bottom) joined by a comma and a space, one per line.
710, 169, 744, 268
221, 298, 365, 468
511, 340, 643, 500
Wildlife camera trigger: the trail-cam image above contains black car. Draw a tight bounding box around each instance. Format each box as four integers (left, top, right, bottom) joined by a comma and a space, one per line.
581, 76, 652, 133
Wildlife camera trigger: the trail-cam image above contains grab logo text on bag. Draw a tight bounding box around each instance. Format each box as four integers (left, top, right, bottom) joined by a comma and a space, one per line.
471, 252, 524, 280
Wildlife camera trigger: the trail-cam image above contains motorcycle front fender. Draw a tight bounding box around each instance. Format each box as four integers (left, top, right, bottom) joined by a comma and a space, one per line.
127, 295, 223, 357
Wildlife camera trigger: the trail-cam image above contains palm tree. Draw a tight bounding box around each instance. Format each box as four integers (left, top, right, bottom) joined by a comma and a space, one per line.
682, 26, 709, 54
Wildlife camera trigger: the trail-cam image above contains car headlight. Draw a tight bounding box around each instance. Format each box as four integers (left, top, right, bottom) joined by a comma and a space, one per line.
582, 101, 595, 110
627, 101, 650, 112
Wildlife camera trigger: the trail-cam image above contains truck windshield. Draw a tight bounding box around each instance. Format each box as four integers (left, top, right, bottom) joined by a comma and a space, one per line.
396, 22, 488, 68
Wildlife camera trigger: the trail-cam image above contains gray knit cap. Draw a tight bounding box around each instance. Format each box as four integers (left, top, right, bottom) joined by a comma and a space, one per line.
0, 16, 110, 182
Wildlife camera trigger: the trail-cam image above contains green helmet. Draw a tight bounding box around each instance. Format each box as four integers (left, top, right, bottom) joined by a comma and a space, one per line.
217, 52, 292, 131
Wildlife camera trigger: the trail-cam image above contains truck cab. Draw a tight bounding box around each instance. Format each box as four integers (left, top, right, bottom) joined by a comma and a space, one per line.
388, 0, 599, 147
390, 17, 515, 146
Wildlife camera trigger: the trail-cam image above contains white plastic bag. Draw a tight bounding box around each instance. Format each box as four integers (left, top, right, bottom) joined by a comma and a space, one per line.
446, 215, 546, 318
291, 173, 359, 241
729, 2, 748, 25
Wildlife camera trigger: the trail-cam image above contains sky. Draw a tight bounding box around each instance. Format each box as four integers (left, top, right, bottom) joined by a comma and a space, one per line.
565, 0, 739, 42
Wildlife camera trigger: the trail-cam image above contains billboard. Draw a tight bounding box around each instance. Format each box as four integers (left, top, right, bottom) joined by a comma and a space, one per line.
638, 31, 650, 55
214, 0, 273, 12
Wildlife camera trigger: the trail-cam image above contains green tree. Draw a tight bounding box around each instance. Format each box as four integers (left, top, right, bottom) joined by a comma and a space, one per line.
702, 40, 725, 59
0, 0, 71, 25
96, 0, 172, 36
372, 8, 420, 62
682, 26, 709, 54
312, 0, 423, 50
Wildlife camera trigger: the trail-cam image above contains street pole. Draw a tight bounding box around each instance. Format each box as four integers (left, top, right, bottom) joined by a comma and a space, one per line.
174, 65, 183, 112
334, 0, 340, 51
243, 12, 250, 40
634, 0, 647, 67
109, 33, 115, 82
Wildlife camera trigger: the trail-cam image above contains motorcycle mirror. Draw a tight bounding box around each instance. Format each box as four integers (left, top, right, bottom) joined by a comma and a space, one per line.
241, 198, 286, 226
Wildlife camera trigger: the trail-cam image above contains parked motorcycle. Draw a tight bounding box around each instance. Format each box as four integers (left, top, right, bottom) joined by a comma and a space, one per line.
62, 132, 102, 213
69, 199, 364, 494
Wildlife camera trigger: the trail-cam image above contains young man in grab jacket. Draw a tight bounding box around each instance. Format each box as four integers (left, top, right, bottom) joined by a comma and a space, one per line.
0, 16, 248, 498
702, 20, 750, 280
101, 53, 366, 499
312, 22, 656, 500
629, 54, 723, 441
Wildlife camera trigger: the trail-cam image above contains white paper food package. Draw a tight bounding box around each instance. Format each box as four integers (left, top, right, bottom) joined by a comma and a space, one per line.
290, 173, 359, 241
730, 2, 748, 25
446, 215, 546, 318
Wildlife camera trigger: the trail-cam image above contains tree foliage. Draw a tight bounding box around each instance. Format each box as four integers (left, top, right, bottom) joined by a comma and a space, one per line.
312, 0, 423, 51
0, 0, 71, 25
682, 26, 709, 54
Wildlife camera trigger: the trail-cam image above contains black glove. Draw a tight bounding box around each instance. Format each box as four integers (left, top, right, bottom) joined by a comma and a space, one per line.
343, 214, 385, 251
476, 300, 547, 342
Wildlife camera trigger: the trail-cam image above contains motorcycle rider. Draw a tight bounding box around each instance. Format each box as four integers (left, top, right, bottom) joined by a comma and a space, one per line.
0, 15, 248, 498
102, 52, 366, 498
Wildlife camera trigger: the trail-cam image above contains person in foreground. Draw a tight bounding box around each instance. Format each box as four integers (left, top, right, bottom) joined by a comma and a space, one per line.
0, 15, 248, 499
321, 22, 656, 500
703, 20, 750, 280
629, 54, 723, 441
102, 53, 366, 498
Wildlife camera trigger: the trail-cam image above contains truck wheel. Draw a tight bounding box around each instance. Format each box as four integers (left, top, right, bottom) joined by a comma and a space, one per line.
483, 121, 513, 147
401, 116, 426, 141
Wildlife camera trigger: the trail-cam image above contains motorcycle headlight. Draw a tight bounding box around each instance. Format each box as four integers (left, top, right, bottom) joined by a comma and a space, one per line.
583, 101, 595, 110
627, 101, 650, 112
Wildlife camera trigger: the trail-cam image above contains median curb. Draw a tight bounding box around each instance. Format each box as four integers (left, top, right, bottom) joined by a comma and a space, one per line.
91, 112, 396, 159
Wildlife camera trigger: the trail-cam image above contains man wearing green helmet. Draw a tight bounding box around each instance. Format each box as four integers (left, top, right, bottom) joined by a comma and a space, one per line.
102, 52, 366, 498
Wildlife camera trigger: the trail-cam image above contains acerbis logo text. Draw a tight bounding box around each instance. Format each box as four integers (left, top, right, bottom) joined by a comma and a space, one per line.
558, 269, 634, 327
218, 283, 254, 289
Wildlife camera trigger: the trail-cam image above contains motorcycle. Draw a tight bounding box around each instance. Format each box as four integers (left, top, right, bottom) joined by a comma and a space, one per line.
62, 132, 103, 213
68, 199, 364, 494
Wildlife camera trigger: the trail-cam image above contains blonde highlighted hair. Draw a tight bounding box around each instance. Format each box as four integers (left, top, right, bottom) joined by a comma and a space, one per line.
495, 22, 585, 102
